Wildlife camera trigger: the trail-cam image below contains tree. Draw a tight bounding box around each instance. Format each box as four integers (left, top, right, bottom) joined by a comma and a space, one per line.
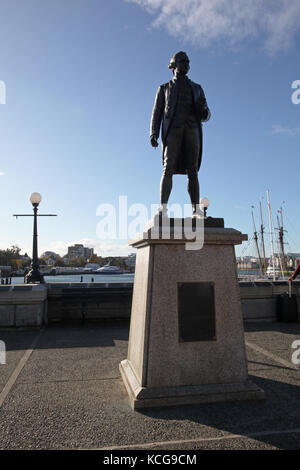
0, 246, 22, 268
88, 254, 102, 265
10, 245, 21, 257
100, 256, 126, 267
14, 259, 24, 270
53, 257, 65, 267
66, 257, 86, 267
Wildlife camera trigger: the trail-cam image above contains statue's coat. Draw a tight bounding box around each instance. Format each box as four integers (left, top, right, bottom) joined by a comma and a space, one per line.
150, 78, 211, 175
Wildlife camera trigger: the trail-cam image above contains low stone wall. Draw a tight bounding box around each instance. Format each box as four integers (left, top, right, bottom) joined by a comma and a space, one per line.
240, 280, 300, 322
46, 282, 133, 323
0, 281, 299, 327
0, 285, 48, 327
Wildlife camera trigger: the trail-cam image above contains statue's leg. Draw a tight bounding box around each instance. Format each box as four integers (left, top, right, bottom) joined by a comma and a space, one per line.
160, 167, 173, 206
187, 169, 200, 213
184, 126, 201, 215
160, 127, 183, 207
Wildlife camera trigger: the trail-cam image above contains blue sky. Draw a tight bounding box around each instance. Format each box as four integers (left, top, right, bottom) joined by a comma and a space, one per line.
0, 0, 300, 258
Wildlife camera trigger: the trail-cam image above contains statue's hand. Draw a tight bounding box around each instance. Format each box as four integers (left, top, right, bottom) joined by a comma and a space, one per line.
150, 136, 159, 148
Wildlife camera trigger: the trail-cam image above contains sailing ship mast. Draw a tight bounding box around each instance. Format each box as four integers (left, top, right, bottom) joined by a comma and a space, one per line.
275, 213, 285, 279
251, 206, 263, 274
266, 190, 276, 281
259, 200, 267, 273
277, 205, 287, 273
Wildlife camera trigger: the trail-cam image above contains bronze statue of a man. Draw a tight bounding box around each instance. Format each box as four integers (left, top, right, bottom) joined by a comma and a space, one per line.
150, 51, 210, 217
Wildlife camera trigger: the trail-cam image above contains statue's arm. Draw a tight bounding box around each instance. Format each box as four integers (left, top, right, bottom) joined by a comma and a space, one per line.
199, 86, 211, 122
150, 85, 165, 146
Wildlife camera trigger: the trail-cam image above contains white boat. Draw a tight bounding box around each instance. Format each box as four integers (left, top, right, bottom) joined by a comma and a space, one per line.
266, 266, 281, 278
96, 264, 123, 275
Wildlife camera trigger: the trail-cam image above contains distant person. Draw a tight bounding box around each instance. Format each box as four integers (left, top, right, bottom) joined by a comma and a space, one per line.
289, 262, 300, 281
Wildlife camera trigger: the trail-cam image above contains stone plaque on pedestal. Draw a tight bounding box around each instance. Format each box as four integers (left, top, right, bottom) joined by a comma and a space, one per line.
120, 218, 265, 409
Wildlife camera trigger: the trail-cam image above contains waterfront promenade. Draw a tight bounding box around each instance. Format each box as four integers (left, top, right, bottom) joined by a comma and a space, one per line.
0, 320, 300, 450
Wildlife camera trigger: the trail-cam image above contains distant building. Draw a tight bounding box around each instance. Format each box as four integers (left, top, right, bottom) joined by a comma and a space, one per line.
264, 253, 300, 269
67, 244, 94, 261
286, 253, 300, 268
237, 260, 259, 270
237, 253, 300, 271
237, 256, 259, 270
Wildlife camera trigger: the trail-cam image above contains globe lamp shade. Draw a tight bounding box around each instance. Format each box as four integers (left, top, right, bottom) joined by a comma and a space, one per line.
30, 192, 42, 205
200, 197, 210, 209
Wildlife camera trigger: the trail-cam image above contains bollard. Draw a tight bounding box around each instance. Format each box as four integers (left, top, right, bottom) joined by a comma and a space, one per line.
277, 281, 298, 322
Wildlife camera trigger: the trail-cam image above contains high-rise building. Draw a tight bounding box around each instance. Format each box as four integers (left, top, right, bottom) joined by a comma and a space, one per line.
67, 244, 94, 261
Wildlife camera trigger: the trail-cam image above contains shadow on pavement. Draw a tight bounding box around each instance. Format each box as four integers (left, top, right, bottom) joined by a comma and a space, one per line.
135, 374, 300, 450
0, 320, 130, 351
244, 321, 300, 335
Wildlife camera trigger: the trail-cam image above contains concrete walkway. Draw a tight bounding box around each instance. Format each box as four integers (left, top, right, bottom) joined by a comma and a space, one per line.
0, 320, 299, 450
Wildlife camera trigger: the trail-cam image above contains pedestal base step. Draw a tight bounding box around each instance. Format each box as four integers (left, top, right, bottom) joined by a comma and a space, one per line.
120, 360, 265, 410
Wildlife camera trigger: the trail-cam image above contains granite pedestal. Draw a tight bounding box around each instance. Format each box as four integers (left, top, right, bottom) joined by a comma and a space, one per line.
120, 218, 265, 409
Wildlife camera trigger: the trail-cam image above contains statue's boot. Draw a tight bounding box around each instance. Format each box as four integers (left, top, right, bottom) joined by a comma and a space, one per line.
157, 203, 168, 217
192, 203, 204, 218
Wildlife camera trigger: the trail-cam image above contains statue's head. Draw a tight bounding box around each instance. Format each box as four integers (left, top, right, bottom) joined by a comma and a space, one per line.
168, 51, 190, 75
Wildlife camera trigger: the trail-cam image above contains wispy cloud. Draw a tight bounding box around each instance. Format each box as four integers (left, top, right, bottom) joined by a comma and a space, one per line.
270, 124, 300, 136
0, 172, 5, 176
126, 0, 300, 53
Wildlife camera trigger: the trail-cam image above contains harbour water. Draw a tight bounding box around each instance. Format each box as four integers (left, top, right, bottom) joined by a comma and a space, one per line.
9, 273, 135, 285
5, 270, 291, 285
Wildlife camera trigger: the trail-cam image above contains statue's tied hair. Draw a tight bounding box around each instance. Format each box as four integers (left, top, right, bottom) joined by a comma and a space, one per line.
168, 51, 189, 69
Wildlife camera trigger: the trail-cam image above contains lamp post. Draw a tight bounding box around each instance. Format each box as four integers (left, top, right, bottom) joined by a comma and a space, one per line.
27, 193, 44, 283
13, 193, 57, 284
200, 197, 210, 218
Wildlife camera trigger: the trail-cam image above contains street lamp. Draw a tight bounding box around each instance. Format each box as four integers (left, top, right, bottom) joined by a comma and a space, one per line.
200, 197, 210, 218
13, 193, 57, 284
26, 192, 44, 283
